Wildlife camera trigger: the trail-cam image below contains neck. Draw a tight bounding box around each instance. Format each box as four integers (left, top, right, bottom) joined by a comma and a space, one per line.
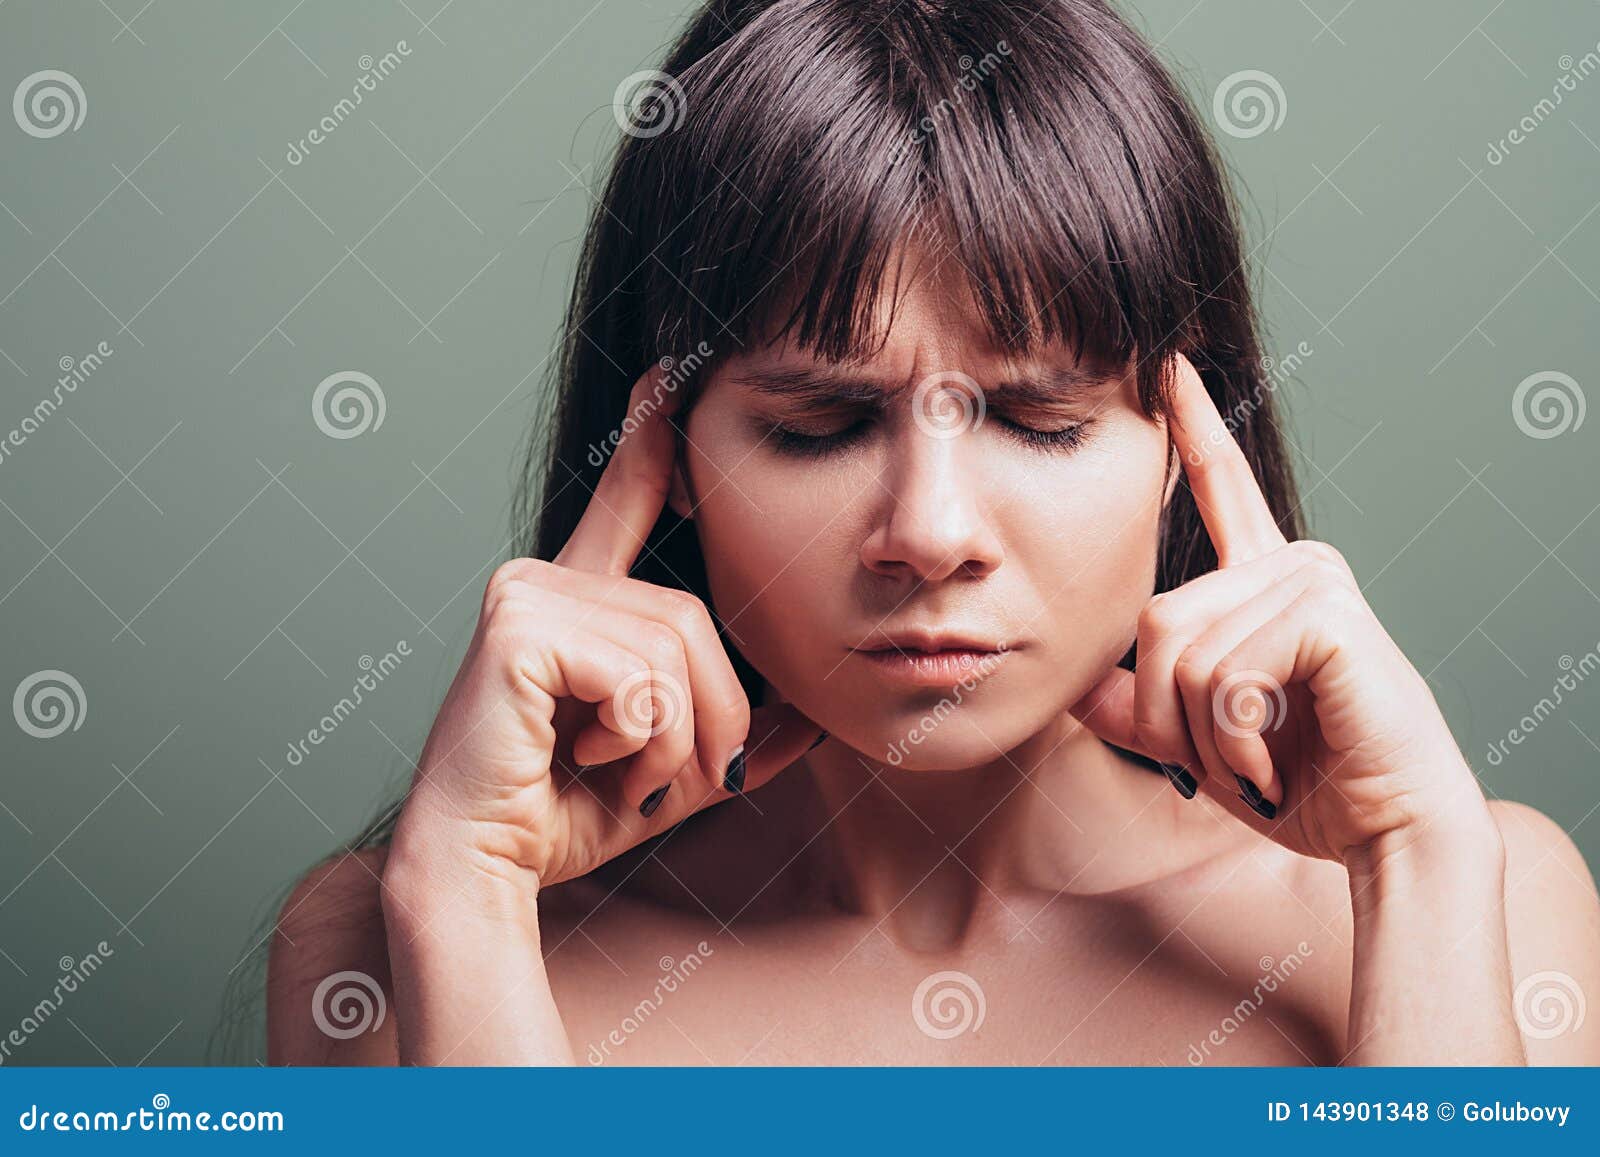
798, 710, 1226, 950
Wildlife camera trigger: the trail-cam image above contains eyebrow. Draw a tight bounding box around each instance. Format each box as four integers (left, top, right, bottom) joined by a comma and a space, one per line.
729, 362, 1117, 406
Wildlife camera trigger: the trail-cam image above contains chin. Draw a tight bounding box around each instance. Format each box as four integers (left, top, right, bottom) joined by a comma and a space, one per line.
825, 704, 1050, 772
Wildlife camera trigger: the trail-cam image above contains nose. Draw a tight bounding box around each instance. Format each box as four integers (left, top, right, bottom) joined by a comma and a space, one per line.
859, 422, 1005, 583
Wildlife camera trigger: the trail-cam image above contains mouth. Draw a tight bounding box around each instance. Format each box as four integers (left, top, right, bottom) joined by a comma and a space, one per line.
850, 631, 1013, 688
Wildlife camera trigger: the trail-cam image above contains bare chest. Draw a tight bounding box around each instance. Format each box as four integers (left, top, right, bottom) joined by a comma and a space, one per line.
542, 893, 1351, 1066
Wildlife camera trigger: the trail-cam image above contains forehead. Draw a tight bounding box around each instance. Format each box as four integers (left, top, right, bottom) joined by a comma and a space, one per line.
728, 240, 1125, 383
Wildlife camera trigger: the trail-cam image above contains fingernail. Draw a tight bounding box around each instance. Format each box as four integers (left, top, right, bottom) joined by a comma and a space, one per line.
723, 746, 747, 793
806, 730, 830, 753
1234, 774, 1277, 819
640, 784, 670, 817
1160, 762, 1197, 799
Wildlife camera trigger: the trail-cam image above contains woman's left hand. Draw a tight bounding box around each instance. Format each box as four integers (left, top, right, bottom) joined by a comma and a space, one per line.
1072, 353, 1497, 865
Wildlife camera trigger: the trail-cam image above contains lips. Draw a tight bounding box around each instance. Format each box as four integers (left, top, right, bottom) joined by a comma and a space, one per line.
852, 647, 1012, 689
854, 630, 1006, 655
850, 630, 1013, 688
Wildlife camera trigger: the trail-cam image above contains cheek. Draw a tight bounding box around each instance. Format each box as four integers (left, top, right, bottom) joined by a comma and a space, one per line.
1006, 418, 1169, 661
679, 415, 850, 675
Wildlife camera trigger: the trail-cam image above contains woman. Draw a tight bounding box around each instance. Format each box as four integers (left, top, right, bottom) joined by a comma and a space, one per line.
264, 0, 1600, 1065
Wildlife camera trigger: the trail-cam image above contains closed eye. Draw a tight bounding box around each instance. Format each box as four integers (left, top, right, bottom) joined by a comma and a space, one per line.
762, 413, 1097, 457
997, 414, 1094, 452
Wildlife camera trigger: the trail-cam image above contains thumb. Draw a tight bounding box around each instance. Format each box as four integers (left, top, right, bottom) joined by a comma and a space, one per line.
718, 701, 827, 798
1069, 665, 1138, 752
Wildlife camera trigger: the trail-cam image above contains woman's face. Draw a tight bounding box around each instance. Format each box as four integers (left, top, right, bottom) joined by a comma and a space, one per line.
676, 262, 1176, 769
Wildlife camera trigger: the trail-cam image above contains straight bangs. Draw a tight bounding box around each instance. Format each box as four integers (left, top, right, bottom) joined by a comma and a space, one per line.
617, 0, 1220, 414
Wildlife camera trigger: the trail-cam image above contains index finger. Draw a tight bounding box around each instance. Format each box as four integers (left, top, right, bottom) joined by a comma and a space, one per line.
554, 366, 681, 575
1166, 352, 1287, 567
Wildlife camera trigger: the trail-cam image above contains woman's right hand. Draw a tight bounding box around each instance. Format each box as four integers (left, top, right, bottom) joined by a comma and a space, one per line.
388, 367, 824, 896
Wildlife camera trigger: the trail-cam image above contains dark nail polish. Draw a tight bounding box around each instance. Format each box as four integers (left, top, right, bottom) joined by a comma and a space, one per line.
723, 746, 747, 793
1161, 762, 1197, 799
1234, 774, 1277, 819
640, 784, 670, 817
806, 730, 830, 753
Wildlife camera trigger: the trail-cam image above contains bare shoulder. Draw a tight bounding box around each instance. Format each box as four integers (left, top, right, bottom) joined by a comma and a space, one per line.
1487, 798, 1600, 1063
267, 846, 396, 1065
265, 846, 632, 1065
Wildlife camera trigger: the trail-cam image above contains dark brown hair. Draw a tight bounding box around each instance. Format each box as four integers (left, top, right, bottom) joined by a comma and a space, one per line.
223, 0, 1306, 1059
520, 0, 1303, 698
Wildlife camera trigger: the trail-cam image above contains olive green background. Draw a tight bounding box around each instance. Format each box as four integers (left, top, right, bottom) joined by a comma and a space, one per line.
1, 1, 1597, 1065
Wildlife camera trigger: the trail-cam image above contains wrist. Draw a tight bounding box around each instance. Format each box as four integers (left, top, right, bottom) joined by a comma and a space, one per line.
1345, 804, 1505, 904
384, 812, 543, 939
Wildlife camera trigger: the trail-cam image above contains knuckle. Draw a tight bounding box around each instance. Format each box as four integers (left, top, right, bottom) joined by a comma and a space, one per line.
486, 559, 528, 595
1306, 558, 1351, 590
1172, 647, 1213, 691
657, 585, 712, 633
483, 559, 549, 612
1312, 579, 1367, 620
1209, 655, 1248, 694
634, 623, 683, 666
1294, 539, 1347, 572
1139, 592, 1185, 638
480, 600, 531, 649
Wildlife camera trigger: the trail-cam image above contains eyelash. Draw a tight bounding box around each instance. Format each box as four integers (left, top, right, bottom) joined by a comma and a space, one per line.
767, 416, 1095, 458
